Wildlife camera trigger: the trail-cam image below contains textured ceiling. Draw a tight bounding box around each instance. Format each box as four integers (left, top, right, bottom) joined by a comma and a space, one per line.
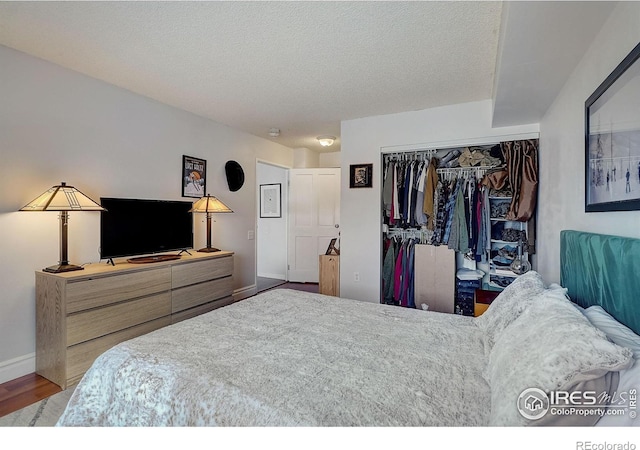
0, 1, 615, 152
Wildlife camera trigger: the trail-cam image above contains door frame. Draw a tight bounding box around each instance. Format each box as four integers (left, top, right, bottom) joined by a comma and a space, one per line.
255, 159, 290, 288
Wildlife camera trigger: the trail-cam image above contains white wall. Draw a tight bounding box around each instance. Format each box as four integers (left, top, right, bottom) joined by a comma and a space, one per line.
339, 100, 539, 302
0, 45, 293, 383
293, 147, 320, 168
256, 162, 288, 280
537, 2, 640, 285
319, 151, 341, 168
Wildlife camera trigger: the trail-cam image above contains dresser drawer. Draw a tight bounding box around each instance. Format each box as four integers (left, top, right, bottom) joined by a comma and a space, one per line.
171, 296, 235, 324
66, 316, 171, 386
172, 255, 233, 289
66, 267, 171, 313
67, 291, 171, 346
172, 276, 233, 313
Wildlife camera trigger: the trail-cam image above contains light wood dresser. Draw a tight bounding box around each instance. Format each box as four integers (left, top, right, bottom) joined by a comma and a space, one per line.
35, 251, 234, 389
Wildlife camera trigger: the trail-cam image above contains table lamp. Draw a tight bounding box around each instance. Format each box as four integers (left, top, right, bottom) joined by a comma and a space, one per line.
189, 194, 233, 252
20, 182, 105, 273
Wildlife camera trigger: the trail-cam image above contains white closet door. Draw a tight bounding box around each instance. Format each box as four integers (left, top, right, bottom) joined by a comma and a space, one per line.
288, 168, 340, 283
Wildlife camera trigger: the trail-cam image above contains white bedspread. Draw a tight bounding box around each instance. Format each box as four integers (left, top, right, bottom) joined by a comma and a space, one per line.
57, 289, 490, 426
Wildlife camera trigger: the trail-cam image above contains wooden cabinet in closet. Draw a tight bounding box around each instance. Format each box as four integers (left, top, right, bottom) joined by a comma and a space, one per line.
413, 245, 455, 313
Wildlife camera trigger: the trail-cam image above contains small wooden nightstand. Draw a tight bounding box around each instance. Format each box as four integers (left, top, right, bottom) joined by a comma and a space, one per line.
319, 254, 340, 296
474, 289, 500, 317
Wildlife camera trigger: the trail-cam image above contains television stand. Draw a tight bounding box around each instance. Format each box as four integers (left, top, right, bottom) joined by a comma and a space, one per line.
127, 254, 182, 264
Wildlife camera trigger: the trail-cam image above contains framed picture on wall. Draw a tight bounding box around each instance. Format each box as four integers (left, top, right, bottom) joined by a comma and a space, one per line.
260, 183, 282, 218
585, 41, 640, 212
182, 155, 207, 198
349, 163, 373, 188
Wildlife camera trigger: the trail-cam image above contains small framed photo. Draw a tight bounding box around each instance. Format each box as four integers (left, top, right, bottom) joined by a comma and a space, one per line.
325, 238, 340, 255
260, 183, 281, 218
182, 155, 206, 198
350, 163, 373, 188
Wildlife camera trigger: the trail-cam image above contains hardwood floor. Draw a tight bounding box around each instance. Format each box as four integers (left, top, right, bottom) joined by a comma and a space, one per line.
0, 281, 319, 419
0, 373, 60, 418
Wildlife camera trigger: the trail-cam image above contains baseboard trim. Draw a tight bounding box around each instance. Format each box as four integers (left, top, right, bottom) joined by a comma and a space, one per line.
257, 273, 286, 280
233, 284, 257, 302
0, 352, 35, 385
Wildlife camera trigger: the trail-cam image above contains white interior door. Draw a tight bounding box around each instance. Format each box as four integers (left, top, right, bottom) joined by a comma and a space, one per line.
288, 168, 340, 282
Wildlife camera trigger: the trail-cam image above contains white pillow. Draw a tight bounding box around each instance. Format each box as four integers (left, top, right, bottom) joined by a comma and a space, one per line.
487, 289, 633, 426
582, 306, 640, 427
583, 306, 640, 359
475, 271, 545, 354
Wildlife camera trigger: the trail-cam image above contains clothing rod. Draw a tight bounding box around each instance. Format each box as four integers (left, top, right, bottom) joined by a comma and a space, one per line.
380, 132, 539, 154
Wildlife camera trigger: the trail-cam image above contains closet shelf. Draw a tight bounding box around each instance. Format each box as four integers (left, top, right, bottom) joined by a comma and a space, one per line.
490, 268, 519, 278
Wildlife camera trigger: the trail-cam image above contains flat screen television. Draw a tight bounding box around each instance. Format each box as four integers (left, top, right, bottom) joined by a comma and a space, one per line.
100, 197, 193, 261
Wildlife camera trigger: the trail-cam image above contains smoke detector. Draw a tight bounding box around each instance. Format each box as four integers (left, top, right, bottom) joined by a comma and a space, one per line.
269, 128, 280, 137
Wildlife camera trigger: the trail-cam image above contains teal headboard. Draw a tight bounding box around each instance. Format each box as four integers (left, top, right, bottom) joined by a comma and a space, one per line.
560, 230, 640, 335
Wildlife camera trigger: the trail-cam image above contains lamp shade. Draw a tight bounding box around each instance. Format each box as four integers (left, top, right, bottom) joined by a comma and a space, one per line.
189, 194, 233, 214
20, 182, 105, 212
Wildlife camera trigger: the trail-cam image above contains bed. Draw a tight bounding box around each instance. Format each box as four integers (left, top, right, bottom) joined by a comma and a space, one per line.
56, 230, 640, 427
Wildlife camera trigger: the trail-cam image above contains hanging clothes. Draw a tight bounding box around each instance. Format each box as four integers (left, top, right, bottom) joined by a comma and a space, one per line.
382, 237, 397, 304
442, 178, 458, 245
481, 140, 539, 222
391, 161, 400, 224
414, 162, 428, 226
382, 233, 419, 308
382, 160, 394, 219
448, 179, 470, 253
423, 157, 438, 230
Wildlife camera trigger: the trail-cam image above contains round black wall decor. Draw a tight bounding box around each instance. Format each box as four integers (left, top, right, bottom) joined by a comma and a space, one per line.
225, 160, 245, 192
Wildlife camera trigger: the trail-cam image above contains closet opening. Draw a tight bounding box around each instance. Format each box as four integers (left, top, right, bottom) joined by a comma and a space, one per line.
380, 136, 539, 316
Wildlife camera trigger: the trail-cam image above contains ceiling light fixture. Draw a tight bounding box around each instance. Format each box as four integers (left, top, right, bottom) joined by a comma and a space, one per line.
269, 128, 280, 137
317, 135, 336, 147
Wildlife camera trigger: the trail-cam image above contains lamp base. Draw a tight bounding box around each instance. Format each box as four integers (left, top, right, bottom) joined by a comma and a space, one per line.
197, 247, 221, 253
43, 263, 84, 273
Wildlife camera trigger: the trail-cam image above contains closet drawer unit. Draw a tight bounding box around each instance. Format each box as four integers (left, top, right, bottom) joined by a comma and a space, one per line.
171, 295, 235, 324
66, 316, 171, 386
172, 255, 233, 289
67, 291, 171, 346
172, 276, 234, 313
66, 267, 171, 313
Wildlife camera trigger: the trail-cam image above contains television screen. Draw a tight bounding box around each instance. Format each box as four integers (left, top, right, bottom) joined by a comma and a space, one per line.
100, 197, 193, 260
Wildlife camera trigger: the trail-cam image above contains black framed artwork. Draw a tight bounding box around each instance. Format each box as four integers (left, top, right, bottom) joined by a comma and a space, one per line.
182, 155, 206, 198
349, 163, 373, 188
585, 41, 640, 212
259, 183, 282, 218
